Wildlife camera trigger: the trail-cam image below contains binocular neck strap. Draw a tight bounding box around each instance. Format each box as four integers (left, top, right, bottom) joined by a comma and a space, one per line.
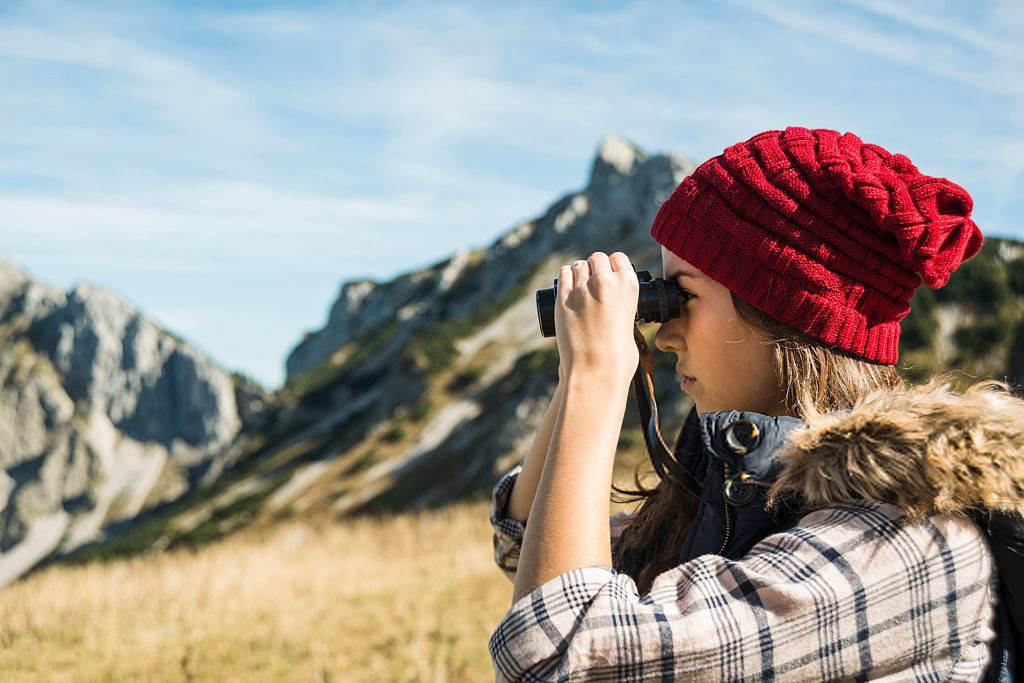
630, 324, 702, 497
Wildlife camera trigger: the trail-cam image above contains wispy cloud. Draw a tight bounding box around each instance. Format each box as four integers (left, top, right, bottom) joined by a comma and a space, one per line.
737, 0, 1024, 99
732, 0, 1024, 195
848, 0, 1021, 60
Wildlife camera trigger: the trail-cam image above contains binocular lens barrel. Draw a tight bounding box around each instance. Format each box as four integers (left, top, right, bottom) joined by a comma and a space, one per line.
535, 268, 685, 337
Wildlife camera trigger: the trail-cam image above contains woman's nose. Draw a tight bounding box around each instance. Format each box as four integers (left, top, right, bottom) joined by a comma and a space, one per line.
654, 323, 677, 353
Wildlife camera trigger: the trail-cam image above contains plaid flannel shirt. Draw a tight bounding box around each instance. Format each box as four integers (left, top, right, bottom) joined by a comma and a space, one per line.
488, 464, 999, 682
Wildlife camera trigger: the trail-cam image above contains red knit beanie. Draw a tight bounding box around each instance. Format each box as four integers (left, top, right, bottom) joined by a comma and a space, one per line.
649, 126, 984, 364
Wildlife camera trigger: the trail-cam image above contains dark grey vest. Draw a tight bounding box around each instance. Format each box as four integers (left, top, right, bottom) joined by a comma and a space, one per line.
673, 406, 806, 563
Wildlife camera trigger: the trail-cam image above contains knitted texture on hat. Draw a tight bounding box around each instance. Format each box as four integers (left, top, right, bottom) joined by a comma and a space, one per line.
650, 127, 984, 364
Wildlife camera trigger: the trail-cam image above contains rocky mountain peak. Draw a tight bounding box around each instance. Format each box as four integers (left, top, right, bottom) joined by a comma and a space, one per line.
0, 257, 28, 300
327, 279, 378, 324
588, 133, 646, 187
599, 133, 644, 170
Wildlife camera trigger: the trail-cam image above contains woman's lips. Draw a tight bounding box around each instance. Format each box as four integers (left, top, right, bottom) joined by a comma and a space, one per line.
680, 376, 696, 390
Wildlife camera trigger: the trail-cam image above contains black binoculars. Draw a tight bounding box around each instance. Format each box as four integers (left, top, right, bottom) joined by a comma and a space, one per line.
535, 268, 687, 337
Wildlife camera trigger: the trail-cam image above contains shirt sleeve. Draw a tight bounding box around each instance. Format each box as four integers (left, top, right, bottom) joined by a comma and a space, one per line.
488, 502, 998, 682
490, 464, 634, 584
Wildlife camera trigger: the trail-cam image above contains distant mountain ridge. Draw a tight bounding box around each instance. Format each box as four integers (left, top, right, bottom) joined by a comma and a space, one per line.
52, 133, 699, 562
5, 133, 1023, 578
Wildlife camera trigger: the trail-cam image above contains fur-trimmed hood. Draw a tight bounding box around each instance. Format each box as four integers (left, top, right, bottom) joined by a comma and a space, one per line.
764, 376, 1024, 521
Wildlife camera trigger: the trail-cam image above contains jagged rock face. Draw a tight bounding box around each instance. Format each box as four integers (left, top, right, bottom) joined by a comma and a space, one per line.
0, 259, 250, 585
286, 134, 695, 382
0, 259, 28, 300
26, 283, 239, 448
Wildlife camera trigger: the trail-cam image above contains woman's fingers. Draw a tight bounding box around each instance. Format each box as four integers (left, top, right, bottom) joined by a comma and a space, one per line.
587, 252, 612, 278
558, 265, 574, 302
571, 259, 590, 289
560, 251, 633, 296
609, 251, 631, 274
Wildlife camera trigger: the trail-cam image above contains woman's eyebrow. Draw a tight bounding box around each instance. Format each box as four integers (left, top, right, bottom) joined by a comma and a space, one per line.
667, 268, 702, 281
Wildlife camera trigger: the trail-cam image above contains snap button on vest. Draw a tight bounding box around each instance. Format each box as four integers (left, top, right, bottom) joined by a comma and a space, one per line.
724, 419, 760, 455
723, 474, 757, 506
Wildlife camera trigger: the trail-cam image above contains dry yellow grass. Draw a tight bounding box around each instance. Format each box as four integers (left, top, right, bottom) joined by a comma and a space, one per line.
0, 447, 652, 682
0, 497, 520, 682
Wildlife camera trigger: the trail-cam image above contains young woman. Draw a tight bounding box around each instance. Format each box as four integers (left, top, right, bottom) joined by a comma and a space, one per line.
487, 127, 1024, 681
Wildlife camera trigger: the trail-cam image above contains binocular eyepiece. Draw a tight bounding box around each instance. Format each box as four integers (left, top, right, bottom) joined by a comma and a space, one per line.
535, 268, 686, 337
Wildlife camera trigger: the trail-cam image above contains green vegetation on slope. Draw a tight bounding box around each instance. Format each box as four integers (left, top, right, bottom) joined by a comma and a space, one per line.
284, 319, 403, 399
403, 261, 545, 376
284, 258, 545, 403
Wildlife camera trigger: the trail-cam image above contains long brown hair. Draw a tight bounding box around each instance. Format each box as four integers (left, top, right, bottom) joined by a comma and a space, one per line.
610, 292, 907, 596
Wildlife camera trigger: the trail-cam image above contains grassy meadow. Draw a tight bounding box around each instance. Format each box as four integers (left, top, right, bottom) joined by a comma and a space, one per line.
0, 465, 649, 683
0, 497, 511, 682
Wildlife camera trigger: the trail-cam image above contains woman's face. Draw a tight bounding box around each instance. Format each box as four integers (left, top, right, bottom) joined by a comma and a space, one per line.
654, 246, 788, 417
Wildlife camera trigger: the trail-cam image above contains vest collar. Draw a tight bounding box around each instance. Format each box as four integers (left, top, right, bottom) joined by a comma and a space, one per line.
680, 377, 1024, 520
696, 410, 807, 486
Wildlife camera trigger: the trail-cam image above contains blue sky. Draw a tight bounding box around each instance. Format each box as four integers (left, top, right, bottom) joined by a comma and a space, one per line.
1, 0, 1021, 389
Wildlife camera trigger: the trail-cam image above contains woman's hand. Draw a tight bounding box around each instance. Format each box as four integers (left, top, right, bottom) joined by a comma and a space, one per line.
554, 251, 639, 387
